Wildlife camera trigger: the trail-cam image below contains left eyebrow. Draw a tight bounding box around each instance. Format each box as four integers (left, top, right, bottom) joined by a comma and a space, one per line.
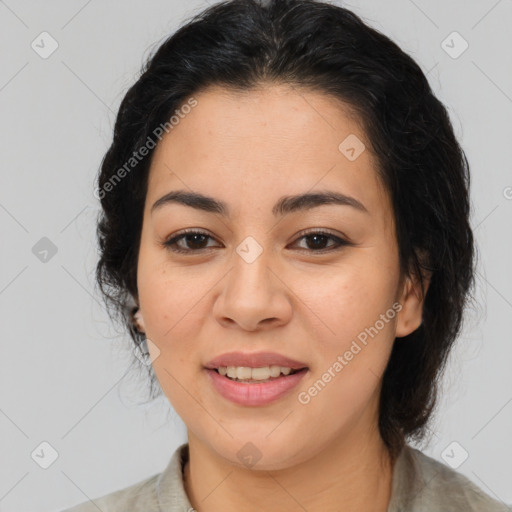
151, 189, 369, 217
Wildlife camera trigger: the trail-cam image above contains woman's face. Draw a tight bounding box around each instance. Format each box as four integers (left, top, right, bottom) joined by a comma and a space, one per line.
136, 84, 426, 469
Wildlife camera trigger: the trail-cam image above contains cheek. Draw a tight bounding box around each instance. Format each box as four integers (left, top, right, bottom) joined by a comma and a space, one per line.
142, 275, 206, 413
299, 260, 398, 410
297, 270, 397, 425
141, 281, 205, 359
138, 248, 196, 332
137, 258, 204, 376
299, 259, 396, 344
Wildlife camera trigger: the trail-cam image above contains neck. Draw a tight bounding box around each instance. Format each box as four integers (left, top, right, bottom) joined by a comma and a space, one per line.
183, 423, 394, 512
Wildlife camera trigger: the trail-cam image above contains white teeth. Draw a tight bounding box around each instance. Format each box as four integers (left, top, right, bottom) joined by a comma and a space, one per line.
269, 365, 282, 378
218, 365, 297, 380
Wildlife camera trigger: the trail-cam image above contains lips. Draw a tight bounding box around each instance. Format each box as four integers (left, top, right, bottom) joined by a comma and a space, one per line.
204, 351, 308, 370
205, 367, 309, 406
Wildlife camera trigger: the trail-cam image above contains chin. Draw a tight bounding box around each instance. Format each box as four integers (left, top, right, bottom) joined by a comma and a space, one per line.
208, 435, 311, 472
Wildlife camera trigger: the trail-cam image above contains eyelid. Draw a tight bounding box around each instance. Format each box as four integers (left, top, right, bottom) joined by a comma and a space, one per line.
162, 228, 219, 252
293, 227, 350, 244
290, 229, 352, 252
162, 227, 352, 254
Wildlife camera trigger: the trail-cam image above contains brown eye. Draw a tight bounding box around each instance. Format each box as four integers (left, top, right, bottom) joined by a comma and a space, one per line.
300, 233, 334, 250
163, 230, 219, 253
162, 229, 350, 255
291, 230, 351, 253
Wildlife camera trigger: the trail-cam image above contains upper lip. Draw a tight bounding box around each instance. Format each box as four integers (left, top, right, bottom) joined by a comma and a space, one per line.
205, 351, 308, 370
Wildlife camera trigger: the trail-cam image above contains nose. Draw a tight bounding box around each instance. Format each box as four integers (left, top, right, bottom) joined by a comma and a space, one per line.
213, 250, 293, 332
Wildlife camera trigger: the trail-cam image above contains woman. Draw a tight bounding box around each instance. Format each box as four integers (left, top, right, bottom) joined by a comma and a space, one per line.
63, 0, 509, 510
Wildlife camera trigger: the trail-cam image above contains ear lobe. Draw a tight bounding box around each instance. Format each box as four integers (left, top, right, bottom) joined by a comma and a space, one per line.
395, 271, 431, 338
133, 308, 146, 333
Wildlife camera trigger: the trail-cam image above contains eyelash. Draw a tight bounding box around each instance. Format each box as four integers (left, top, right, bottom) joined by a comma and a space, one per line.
161, 228, 351, 255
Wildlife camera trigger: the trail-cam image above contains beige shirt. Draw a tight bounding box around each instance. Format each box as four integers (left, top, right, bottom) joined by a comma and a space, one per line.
62, 442, 510, 511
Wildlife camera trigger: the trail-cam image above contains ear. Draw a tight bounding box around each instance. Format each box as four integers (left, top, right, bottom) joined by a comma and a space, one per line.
133, 307, 146, 333
395, 269, 431, 338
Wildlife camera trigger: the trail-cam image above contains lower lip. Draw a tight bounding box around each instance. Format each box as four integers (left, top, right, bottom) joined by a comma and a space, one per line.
205, 368, 308, 406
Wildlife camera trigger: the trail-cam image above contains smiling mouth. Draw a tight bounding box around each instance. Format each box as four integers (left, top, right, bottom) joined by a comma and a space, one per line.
205, 366, 309, 405
211, 366, 307, 383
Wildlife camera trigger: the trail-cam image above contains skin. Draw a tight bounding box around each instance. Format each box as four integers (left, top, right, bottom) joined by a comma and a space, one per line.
135, 83, 429, 512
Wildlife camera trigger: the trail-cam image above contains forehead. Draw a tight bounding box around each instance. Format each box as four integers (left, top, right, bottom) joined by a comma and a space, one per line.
146, 84, 391, 220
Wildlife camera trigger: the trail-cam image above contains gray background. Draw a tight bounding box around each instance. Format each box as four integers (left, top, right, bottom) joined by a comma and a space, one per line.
0, 0, 511, 510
